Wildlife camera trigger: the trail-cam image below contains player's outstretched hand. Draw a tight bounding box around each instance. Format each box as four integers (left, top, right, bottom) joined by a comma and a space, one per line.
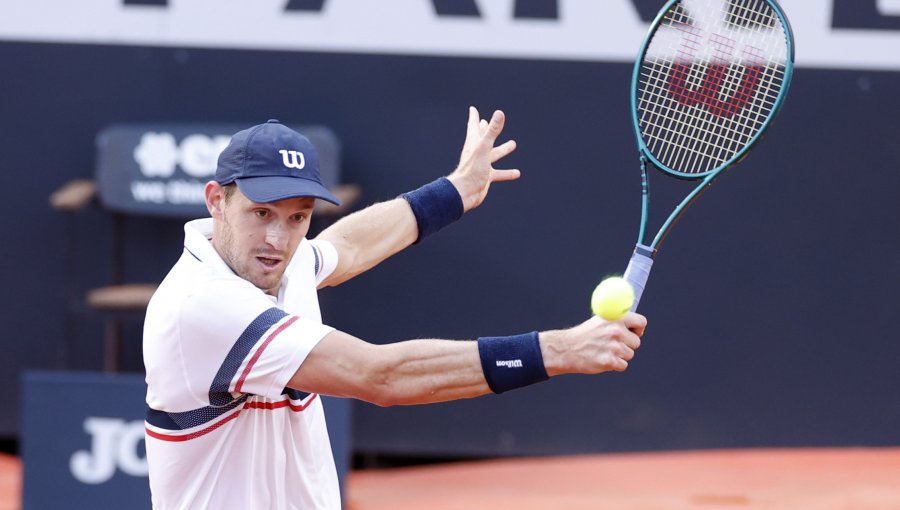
447, 106, 520, 212
539, 313, 647, 376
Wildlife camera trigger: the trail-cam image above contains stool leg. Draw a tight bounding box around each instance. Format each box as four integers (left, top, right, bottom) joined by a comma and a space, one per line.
103, 318, 122, 372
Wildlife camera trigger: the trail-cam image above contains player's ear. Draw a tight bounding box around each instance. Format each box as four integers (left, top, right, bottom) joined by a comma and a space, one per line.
205, 181, 226, 219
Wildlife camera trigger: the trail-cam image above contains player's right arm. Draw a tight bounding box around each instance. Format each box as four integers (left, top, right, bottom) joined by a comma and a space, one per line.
287, 313, 646, 407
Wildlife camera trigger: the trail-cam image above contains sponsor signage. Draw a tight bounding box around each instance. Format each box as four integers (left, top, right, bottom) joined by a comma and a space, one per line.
21, 372, 152, 509
1, 1, 900, 70
20, 371, 352, 509
95, 124, 340, 217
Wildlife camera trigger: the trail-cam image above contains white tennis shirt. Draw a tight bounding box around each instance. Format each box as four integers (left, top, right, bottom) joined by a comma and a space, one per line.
143, 218, 341, 510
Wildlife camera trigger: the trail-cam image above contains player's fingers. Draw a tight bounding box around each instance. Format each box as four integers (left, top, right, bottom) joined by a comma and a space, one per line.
466, 106, 481, 138
491, 169, 521, 182
479, 119, 489, 134
483, 110, 505, 142
596, 350, 629, 373
622, 312, 647, 337
490, 139, 517, 163
620, 345, 635, 361
621, 331, 641, 351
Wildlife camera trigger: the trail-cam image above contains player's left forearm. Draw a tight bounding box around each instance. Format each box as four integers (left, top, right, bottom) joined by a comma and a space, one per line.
314, 196, 418, 287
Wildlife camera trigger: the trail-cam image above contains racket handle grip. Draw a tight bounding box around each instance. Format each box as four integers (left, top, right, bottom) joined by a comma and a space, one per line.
624, 244, 655, 312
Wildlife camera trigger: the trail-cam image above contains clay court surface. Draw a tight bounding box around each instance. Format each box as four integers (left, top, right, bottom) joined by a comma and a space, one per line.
4, 448, 900, 509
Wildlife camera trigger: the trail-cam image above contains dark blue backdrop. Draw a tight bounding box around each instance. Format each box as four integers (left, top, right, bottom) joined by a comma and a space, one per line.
3, 41, 899, 454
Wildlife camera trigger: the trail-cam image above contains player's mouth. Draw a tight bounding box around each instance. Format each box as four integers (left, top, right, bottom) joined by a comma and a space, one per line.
256, 255, 283, 272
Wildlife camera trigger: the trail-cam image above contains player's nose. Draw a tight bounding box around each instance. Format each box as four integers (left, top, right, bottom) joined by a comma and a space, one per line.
264, 222, 289, 250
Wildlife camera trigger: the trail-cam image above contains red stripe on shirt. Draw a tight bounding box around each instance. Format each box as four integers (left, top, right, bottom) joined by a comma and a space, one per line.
145, 393, 318, 442
235, 315, 300, 393
245, 393, 318, 412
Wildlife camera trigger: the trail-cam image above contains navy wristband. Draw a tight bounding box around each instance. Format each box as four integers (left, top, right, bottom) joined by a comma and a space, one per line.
477, 331, 549, 394
401, 177, 464, 244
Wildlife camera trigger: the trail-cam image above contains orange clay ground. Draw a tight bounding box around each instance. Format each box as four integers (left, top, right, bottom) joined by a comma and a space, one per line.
4, 448, 900, 509
346, 448, 900, 510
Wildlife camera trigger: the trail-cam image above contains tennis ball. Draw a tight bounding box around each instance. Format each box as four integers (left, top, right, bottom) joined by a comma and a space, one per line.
591, 277, 635, 321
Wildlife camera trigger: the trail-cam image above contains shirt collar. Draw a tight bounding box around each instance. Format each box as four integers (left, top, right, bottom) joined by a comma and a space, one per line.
183, 218, 235, 276
182, 218, 304, 302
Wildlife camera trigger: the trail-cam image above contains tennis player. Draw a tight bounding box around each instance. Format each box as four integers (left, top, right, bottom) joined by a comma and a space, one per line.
143, 108, 646, 509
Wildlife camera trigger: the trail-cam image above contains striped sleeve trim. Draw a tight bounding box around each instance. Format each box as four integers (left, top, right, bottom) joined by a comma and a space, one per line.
312, 243, 321, 276
145, 392, 317, 442
310, 239, 338, 284
234, 315, 299, 393
208, 307, 288, 406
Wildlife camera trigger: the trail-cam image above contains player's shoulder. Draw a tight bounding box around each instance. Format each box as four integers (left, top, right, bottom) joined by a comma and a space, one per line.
182, 272, 272, 317
150, 250, 272, 324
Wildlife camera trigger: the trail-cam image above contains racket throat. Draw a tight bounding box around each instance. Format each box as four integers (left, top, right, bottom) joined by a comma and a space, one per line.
637, 155, 651, 246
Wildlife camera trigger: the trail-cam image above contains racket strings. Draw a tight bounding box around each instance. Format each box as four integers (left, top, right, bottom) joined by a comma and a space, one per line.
639, 59, 783, 171
641, 61, 779, 174
645, 1, 784, 173
726, 0, 777, 30
636, 0, 788, 176
640, 69, 766, 173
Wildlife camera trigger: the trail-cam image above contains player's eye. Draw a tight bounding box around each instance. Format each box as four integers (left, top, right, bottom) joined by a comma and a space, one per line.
255, 210, 269, 219
291, 213, 307, 223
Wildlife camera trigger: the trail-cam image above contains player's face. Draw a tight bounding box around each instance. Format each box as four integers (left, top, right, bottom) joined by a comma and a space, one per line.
212, 186, 315, 295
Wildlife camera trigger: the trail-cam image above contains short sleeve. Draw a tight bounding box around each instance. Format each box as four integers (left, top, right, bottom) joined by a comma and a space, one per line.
178, 278, 334, 402
308, 239, 338, 286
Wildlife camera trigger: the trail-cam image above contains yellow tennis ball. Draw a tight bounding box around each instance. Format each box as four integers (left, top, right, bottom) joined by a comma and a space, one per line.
591, 277, 635, 321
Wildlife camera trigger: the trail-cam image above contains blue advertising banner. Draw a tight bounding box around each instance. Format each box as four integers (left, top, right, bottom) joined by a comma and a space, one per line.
21, 371, 352, 509
21, 371, 151, 509
95, 123, 341, 217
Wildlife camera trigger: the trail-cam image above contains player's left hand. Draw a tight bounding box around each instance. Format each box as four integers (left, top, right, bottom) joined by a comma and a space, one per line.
447, 106, 520, 212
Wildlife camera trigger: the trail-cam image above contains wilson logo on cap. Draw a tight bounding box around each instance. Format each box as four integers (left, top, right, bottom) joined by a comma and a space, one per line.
278, 149, 306, 170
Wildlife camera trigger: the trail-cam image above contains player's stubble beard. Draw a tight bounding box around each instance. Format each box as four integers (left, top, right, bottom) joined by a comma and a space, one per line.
216, 211, 286, 296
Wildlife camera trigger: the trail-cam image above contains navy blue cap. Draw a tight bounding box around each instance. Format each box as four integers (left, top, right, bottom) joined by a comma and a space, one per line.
215, 119, 340, 205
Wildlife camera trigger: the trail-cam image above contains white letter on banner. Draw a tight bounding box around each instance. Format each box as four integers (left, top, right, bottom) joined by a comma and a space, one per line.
69, 417, 149, 484
178, 134, 229, 178
116, 421, 149, 477
70, 417, 120, 484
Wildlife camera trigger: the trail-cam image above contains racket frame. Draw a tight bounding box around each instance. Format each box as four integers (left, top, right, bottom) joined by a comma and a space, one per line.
629, 0, 796, 250
622, 0, 795, 310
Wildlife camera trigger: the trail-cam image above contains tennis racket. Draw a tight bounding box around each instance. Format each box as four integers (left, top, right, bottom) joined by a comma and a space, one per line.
622, 0, 795, 311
